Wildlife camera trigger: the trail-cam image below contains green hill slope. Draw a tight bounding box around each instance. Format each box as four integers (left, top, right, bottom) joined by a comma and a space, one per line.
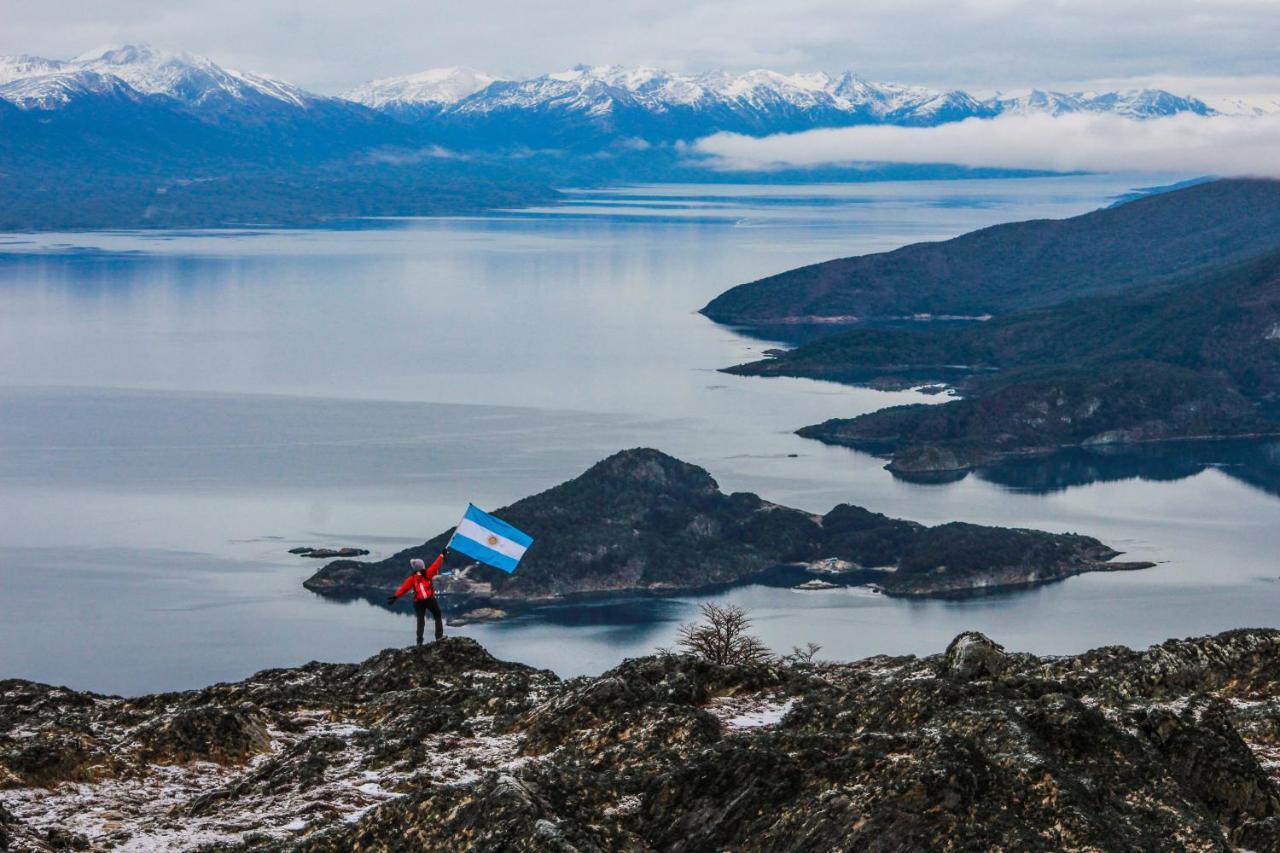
702, 178, 1280, 327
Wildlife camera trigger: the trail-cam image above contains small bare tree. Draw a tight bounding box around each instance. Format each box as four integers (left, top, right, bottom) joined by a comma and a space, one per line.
675, 603, 772, 666
783, 642, 822, 666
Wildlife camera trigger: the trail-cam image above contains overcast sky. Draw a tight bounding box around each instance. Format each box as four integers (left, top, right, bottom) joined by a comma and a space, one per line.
3, 0, 1279, 94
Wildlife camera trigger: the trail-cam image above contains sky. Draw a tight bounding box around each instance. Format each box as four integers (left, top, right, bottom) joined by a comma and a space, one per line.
3, 0, 1280, 95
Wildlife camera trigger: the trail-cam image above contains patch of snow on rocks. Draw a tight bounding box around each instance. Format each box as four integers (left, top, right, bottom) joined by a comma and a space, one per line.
0, 710, 532, 849
707, 694, 796, 730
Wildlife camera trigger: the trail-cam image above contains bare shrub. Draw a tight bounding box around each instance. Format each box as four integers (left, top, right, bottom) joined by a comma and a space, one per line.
675, 603, 772, 665
783, 642, 822, 665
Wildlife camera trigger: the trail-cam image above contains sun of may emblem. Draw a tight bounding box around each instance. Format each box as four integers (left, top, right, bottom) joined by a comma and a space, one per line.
486, 534, 499, 546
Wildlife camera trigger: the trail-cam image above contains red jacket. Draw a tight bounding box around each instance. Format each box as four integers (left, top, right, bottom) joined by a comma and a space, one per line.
395, 555, 444, 601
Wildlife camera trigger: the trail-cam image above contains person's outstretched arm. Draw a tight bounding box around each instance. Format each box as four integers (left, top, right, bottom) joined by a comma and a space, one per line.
387, 574, 415, 604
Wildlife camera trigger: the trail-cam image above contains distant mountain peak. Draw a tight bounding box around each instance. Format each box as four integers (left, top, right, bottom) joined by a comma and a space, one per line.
993, 87, 1214, 118
71, 42, 163, 65
0, 53, 68, 85
0, 43, 319, 112
339, 66, 501, 109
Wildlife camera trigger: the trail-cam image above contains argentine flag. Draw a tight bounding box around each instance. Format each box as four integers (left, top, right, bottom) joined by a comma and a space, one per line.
448, 504, 533, 573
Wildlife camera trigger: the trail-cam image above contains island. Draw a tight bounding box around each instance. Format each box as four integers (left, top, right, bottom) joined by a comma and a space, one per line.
288, 546, 370, 559
303, 448, 1150, 604
5, 630, 1280, 849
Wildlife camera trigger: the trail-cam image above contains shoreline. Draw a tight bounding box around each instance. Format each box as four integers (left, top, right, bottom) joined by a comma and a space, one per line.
308, 554, 1155, 619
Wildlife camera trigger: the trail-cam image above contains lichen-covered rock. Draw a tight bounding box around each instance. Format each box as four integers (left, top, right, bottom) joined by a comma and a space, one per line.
5, 632, 1280, 850
941, 631, 1008, 680
133, 705, 273, 766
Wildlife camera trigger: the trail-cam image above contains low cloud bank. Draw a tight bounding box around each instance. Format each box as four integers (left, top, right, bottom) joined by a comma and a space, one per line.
693, 113, 1280, 178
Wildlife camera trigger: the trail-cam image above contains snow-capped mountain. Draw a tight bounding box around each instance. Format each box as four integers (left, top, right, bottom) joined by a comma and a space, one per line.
336, 63, 1215, 150
0, 44, 320, 113
1202, 94, 1280, 117
343, 64, 1004, 129
0, 46, 1223, 147
340, 67, 502, 112
0, 69, 146, 111
994, 88, 1214, 118
0, 54, 68, 84
0, 44, 418, 176
341, 64, 1212, 124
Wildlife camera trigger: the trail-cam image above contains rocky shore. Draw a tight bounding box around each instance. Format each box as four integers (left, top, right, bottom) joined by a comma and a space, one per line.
303, 449, 1149, 606
6, 630, 1280, 850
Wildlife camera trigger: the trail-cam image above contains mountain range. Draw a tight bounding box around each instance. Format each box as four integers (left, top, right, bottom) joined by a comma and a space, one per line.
0, 44, 1245, 228
0, 45, 1222, 151
338, 63, 1217, 147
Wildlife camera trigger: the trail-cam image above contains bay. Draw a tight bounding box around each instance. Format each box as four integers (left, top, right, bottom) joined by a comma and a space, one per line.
2, 174, 1277, 694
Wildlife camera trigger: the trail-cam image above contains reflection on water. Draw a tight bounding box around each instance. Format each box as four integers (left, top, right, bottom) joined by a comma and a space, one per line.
2, 175, 1279, 695
912, 439, 1280, 498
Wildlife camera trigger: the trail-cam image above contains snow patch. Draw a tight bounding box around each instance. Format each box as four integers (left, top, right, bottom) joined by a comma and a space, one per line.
707, 694, 796, 730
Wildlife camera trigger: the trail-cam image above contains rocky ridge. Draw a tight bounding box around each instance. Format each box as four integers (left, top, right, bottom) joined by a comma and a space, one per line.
5, 630, 1280, 850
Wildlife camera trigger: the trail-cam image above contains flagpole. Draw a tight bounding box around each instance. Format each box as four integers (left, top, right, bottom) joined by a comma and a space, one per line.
440, 504, 469, 628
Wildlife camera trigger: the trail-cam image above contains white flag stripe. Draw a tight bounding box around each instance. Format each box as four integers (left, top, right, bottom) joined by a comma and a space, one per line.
454, 517, 530, 561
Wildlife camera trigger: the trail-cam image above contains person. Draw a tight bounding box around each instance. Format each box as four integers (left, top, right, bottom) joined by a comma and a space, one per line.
387, 549, 448, 645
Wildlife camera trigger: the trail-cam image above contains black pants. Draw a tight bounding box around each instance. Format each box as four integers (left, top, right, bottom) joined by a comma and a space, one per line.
414, 598, 443, 644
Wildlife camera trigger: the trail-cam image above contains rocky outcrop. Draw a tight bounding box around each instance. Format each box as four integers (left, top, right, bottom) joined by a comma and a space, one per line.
304, 448, 1147, 604
0, 639, 557, 850
5, 631, 1280, 850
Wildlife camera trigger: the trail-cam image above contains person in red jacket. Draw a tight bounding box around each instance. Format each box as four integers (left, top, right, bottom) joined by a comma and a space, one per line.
388, 549, 448, 645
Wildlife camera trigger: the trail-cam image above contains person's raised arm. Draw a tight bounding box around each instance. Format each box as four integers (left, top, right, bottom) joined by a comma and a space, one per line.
426, 551, 447, 580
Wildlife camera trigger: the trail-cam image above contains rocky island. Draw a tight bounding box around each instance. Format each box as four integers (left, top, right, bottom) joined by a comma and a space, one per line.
6, 630, 1280, 850
303, 449, 1149, 604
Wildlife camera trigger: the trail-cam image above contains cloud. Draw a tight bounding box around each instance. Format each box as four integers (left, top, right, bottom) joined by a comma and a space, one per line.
362, 145, 467, 165
691, 112, 1280, 178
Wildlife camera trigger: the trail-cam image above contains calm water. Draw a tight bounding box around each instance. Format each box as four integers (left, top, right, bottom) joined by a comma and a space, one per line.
3, 175, 1279, 694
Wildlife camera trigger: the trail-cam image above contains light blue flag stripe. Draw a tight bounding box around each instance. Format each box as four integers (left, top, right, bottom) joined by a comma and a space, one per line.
463, 504, 533, 547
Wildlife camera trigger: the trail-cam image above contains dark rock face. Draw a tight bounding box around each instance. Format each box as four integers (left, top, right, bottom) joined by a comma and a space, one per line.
303, 448, 1143, 603
7, 631, 1280, 850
